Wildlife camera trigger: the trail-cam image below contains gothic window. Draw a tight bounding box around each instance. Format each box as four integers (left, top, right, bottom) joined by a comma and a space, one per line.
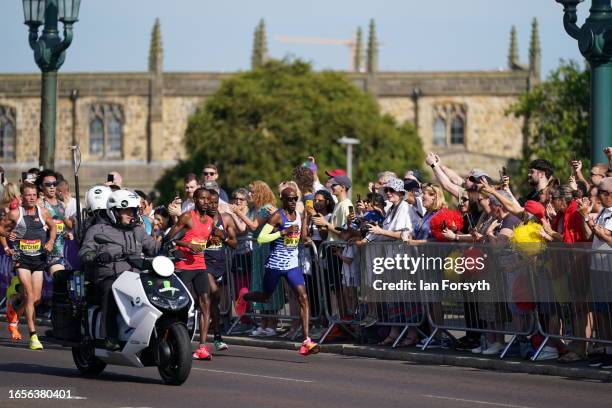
432, 104, 467, 147
0, 106, 17, 161
89, 104, 124, 158
450, 116, 465, 145
433, 118, 446, 146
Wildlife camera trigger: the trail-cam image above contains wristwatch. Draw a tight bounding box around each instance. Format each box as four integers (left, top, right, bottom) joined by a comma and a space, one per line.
584, 216, 591, 223
430, 163, 437, 169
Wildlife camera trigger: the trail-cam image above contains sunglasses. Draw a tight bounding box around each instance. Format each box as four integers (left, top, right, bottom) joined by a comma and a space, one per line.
203, 172, 216, 176
598, 189, 610, 197
383, 187, 396, 194
283, 196, 299, 202
460, 197, 470, 203
43, 182, 58, 187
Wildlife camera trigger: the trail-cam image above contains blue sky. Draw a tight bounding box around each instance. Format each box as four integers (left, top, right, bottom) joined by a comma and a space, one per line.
1, 0, 583, 76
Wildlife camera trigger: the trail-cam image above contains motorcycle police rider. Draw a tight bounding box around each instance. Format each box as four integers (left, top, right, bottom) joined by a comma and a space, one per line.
79, 190, 160, 351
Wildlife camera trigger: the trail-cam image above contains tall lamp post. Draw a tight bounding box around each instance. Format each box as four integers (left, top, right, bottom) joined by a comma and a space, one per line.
555, 0, 612, 164
338, 136, 360, 200
22, 0, 82, 170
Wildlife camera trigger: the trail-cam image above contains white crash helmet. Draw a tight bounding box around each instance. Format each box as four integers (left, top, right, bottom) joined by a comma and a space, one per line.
85, 185, 112, 213
106, 189, 141, 227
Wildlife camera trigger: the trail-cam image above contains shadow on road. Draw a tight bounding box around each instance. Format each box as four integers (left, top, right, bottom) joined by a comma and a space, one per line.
0, 363, 163, 385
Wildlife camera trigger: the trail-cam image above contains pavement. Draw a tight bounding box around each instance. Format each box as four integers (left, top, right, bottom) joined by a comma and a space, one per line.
0, 325, 612, 408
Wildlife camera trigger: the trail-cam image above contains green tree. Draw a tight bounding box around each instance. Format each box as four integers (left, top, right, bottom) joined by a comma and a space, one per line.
507, 60, 589, 189
155, 59, 424, 203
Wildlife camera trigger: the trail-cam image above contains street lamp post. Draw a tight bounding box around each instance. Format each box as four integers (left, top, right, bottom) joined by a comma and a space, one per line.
22, 0, 82, 170
555, 0, 612, 164
338, 136, 360, 200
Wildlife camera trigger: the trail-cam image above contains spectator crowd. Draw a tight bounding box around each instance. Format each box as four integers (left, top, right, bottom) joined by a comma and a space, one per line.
3, 148, 612, 368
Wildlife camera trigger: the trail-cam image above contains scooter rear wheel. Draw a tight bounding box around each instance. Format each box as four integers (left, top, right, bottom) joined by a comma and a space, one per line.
72, 345, 106, 376
157, 324, 192, 385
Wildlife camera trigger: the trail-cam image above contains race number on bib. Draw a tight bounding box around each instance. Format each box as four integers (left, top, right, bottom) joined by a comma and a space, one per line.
54, 220, 65, 233
19, 239, 42, 255
284, 236, 300, 248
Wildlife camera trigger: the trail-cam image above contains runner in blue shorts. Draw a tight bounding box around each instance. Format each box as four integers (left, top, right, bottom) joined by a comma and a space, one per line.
242, 186, 319, 355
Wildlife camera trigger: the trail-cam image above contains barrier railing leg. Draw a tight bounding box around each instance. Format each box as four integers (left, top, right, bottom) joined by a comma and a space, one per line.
421, 327, 438, 351
531, 335, 550, 361
392, 325, 410, 349
500, 334, 517, 359
319, 323, 336, 344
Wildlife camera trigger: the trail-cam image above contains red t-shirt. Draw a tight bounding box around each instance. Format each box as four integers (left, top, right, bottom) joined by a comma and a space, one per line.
175, 210, 213, 270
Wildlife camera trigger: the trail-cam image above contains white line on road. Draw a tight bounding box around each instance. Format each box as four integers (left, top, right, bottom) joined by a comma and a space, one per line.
192, 368, 314, 383
422, 394, 534, 408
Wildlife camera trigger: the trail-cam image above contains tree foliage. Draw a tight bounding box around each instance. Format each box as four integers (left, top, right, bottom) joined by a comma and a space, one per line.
507, 60, 589, 187
155, 59, 424, 203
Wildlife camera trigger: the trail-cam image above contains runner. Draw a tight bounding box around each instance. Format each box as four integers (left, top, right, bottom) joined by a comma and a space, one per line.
204, 190, 237, 352
37, 170, 73, 276
242, 186, 319, 356
165, 188, 215, 360
7, 182, 57, 349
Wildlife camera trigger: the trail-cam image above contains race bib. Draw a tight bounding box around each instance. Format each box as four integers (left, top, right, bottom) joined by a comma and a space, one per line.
191, 239, 207, 250
284, 234, 300, 248
19, 239, 42, 254
207, 240, 223, 250
54, 220, 65, 233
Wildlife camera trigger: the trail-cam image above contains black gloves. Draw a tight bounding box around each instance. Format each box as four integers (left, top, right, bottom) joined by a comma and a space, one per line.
95, 252, 113, 264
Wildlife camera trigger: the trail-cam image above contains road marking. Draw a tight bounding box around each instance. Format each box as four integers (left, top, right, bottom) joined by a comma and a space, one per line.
192, 368, 313, 383
422, 395, 534, 408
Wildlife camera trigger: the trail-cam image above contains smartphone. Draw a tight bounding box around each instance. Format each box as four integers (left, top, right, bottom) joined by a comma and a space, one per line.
0, 172, 4, 184
107, 173, 115, 183
348, 205, 355, 215
499, 170, 504, 182
357, 194, 361, 203
502, 166, 507, 176
21, 171, 28, 182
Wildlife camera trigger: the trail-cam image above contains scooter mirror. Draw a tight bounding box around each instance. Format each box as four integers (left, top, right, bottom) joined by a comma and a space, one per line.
94, 234, 115, 245
152, 256, 175, 277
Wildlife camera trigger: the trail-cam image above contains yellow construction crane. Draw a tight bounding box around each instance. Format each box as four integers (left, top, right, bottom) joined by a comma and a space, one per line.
274, 34, 366, 72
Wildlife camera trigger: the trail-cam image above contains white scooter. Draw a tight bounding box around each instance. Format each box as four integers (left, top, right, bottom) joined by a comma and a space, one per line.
50, 235, 196, 385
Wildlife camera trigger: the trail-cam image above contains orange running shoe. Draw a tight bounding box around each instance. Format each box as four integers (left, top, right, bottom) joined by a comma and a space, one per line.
8, 324, 22, 341
299, 337, 320, 356
192, 344, 212, 360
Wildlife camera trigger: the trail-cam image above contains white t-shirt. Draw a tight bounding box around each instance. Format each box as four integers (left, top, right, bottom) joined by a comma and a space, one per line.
65, 197, 79, 219
367, 200, 412, 241
591, 207, 612, 271
341, 244, 359, 287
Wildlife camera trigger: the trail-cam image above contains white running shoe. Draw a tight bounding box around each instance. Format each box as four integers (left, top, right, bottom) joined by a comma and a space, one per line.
482, 342, 504, 355
534, 346, 559, 361
263, 328, 277, 337
250, 326, 266, 336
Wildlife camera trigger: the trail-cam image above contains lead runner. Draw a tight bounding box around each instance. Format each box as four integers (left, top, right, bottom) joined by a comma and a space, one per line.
239, 186, 319, 356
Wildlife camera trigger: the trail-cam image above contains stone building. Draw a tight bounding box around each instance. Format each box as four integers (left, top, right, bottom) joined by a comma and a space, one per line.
0, 19, 540, 192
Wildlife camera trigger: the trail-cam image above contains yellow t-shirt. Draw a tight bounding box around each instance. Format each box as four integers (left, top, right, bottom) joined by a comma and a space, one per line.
327, 198, 353, 242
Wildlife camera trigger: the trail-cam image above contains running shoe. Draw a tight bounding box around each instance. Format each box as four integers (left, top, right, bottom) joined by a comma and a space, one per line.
192, 344, 212, 360
214, 340, 229, 351
482, 342, 505, 355
235, 287, 249, 317
299, 337, 320, 356
8, 324, 22, 341
250, 326, 266, 336
29, 334, 43, 350
263, 328, 277, 337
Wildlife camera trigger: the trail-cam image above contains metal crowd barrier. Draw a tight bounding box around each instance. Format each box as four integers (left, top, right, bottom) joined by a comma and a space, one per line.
225, 239, 324, 339
314, 240, 612, 360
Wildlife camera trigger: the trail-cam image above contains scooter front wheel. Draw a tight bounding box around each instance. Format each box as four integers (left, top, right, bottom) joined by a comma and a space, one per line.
157, 324, 192, 386
72, 345, 106, 376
